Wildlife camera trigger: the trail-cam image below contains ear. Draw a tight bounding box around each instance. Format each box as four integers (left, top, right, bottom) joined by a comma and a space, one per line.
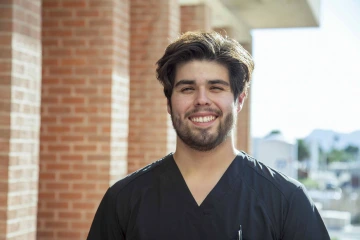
236, 92, 247, 113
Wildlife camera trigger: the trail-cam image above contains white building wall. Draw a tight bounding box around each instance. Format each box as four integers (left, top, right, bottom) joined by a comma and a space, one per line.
254, 139, 297, 179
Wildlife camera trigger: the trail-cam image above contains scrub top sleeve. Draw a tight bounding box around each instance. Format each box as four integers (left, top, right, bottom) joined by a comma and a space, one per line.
87, 188, 125, 240
281, 186, 330, 240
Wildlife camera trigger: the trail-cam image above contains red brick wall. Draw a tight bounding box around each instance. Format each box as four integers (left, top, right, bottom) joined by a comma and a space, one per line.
180, 4, 211, 33
38, 0, 129, 239
128, 0, 180, 173
1, 1, 252, 239
0, 7, 11, 236
0, 0, 42, 239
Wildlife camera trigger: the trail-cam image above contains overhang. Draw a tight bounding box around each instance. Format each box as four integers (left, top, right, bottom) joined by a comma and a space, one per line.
179, 0, 321, 43
220, 0, 321, 29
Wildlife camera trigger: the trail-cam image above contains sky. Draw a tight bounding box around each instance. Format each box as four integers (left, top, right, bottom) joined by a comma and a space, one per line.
251, 0, 360, 142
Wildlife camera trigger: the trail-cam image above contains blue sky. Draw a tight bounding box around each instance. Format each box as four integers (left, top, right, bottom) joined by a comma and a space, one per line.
251, 0, 360, 142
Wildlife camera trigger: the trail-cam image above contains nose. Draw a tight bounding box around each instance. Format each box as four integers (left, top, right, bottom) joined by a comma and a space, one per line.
194, 88, 211, 106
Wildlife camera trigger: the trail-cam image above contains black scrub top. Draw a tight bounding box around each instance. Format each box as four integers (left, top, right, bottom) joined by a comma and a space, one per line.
87, 152, 330, 240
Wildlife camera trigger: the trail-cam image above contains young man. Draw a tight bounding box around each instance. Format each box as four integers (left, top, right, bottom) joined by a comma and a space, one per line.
87, 31, 330, 239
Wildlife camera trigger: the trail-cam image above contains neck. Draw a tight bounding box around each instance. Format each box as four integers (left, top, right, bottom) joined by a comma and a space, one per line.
173, 135, 238, 176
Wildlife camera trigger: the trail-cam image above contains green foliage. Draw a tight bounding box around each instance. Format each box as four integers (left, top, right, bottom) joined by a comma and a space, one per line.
326, 144, 359, 163
297, 139, 310, 162
344, 145, 359, 160
344, 145, 359, 154
269, 129, 281, 135
327, 148, 349, 163
299, 177, 320, 190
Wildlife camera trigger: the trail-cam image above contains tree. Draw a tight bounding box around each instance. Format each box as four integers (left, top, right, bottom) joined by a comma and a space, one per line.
327, 148, 349, 163
343, 145, 359, 161
269, 130, 281, 135
318, 146, 327, 168
325, 145, 360, 164
297, 139, 310, 162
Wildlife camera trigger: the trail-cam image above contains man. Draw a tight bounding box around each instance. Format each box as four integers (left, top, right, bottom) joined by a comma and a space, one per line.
87, 31, 330, 239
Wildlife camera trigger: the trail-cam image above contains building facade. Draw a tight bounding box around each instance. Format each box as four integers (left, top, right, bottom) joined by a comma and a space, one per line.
0, 0, 319, 239
252, 133, 298, 179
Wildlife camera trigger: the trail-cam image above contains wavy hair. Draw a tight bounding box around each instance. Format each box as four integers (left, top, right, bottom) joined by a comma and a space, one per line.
156, 31, 254, 102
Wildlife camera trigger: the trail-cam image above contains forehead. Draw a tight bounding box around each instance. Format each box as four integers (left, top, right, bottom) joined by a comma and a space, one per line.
174, 60, 229, 84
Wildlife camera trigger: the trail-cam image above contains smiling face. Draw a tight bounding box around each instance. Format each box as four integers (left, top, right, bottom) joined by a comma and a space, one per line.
169, 60, 245, 151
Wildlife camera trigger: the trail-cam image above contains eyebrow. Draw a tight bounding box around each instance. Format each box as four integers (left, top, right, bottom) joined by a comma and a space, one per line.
174, 80, 195, 88
208, 79, 230, 86
174, 79, 230, 88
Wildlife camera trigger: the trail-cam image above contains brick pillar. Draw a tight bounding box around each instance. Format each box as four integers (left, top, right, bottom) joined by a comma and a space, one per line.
128, 0, 179, 173
0, 1, 42, 239
38, 0, 129, 239
237, 41, 253, 153
180, 3, 211, 33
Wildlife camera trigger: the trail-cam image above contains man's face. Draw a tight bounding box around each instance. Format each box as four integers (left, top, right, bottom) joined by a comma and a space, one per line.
168, 60, 245, 151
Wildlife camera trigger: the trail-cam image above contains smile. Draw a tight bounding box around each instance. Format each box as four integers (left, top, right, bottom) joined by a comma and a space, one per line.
189, 116, 216, 123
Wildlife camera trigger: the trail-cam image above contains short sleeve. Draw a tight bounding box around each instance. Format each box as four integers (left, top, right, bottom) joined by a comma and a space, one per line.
87, 188, 125, 240
281, 186, 330, 240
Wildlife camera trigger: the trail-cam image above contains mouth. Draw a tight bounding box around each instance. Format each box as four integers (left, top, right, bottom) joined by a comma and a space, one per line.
189, 115, 217, 123
188, 113, 218, 127
185, 108, 221, 127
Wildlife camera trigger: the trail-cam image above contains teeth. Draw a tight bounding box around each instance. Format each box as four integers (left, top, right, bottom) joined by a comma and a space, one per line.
191, 116, 215, 123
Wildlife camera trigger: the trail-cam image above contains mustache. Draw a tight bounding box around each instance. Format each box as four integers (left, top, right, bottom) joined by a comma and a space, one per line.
184, 107, 222, 118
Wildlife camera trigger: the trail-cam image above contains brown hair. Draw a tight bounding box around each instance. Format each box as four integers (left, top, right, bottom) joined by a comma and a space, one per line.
156, 31, 254, 102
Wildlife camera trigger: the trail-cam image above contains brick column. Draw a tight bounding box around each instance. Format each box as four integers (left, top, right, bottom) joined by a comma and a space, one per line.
180, 3, 211, 33
128, 0, 179, 173
237, 41, 253, 153
38, 0, 129, 239
0, 1, 42, 239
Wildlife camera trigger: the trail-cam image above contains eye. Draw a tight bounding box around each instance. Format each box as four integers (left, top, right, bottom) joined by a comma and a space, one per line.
210, 86, 224, 91
181, 87, 194, 93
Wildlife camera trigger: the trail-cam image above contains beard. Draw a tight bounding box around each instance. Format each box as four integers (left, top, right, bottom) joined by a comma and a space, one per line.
170, 107, 236, 152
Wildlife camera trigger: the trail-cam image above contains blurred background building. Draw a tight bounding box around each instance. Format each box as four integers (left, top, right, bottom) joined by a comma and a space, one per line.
253, 128, 360, 240
0, 0, 320, 239
252, 130, 298, 179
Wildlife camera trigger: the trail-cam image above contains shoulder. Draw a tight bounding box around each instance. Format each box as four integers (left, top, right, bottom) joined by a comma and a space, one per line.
237, 152, 328, 238
238, 151, 304, 202
87, 154, 174, 237
108, 153, 173, 197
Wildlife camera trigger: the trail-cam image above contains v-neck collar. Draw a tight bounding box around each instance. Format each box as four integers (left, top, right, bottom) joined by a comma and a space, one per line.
162, 152, 246, 211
